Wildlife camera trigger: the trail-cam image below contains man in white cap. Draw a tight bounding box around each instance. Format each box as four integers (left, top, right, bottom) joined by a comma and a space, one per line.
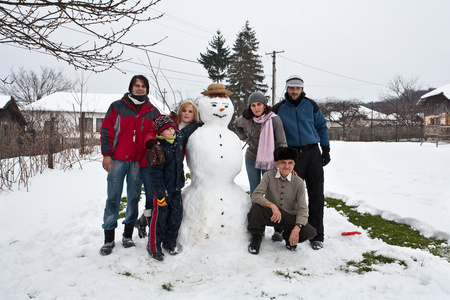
272, 75, 330, 250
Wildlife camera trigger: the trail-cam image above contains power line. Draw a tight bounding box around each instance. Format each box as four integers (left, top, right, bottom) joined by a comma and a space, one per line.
280, 56, 388, 88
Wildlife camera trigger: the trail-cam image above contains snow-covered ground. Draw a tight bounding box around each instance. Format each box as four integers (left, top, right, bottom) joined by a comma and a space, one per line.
1, 141, 449, 300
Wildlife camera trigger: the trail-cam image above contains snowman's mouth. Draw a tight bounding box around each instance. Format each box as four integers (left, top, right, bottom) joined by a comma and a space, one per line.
213, 114, 226, 118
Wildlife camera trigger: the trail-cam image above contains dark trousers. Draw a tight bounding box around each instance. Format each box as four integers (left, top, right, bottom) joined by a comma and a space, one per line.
247, 204, 316, 243
147, 192, 183, 253
293, 145, 325, 242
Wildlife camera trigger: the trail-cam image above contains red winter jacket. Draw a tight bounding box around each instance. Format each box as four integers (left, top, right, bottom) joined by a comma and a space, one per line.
100, 94, 160, 163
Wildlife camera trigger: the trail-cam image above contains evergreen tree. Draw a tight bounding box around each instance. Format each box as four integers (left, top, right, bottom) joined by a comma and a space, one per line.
227, 21, 268, 120
198, 30, 231, 83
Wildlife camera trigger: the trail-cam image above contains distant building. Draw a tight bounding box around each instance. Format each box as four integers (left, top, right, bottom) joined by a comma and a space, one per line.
0, 96, 27, 142
416, 84, 450, 139
24, 92, 169, 136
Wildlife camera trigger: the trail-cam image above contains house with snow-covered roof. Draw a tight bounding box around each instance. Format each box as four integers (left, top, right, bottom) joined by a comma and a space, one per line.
416, 84, 450, 140
24, 92, 169, 135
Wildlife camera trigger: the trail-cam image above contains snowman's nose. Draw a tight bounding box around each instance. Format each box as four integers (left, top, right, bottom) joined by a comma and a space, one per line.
220, 108, 225, 111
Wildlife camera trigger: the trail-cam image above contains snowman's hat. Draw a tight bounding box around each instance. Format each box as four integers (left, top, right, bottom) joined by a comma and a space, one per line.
201, 83, 233, 96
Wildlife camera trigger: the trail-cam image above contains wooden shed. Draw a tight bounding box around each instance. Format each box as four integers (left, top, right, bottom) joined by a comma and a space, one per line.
0, 96, 27, 138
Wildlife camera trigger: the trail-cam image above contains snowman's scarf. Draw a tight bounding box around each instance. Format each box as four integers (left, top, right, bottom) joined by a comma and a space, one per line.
253, 111, 276, 170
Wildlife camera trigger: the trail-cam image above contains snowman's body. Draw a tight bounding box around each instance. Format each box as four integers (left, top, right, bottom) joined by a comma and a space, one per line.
179, 95, 250, 246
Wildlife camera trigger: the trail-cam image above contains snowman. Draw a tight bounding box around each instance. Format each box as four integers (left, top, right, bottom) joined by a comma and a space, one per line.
179, 84, 251, 247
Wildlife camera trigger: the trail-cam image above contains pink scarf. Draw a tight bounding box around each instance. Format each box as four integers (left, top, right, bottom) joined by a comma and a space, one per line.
253, 111, 276, 170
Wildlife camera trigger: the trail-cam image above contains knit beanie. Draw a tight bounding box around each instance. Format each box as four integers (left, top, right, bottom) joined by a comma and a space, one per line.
154, 115, 176, 135
274, 147, 298, 161
286, 75, 304, 88
248, 91, 268, 106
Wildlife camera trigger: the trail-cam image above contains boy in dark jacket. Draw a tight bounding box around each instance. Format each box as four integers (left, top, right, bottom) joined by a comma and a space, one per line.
146, 115, 201, 261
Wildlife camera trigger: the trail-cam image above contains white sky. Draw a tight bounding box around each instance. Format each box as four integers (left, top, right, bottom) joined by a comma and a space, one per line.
1, 0, 450, 105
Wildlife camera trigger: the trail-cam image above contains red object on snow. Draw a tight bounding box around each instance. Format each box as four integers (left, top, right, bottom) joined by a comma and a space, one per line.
341, 231, 361, 236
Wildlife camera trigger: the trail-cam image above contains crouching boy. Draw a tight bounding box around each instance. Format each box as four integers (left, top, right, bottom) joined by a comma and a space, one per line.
247, 147, 317, 254
147, 115, 201, 261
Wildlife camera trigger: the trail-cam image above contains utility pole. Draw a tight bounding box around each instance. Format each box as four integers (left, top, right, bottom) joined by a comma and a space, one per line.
266, 50, 284, 106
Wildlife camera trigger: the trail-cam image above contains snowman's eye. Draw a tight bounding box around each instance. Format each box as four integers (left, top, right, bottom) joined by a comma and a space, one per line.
211, 104, 217, 107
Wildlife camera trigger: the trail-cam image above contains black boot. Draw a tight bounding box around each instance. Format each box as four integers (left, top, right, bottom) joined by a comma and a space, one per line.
248, 234, 263, 255
99, 229, 115, 256
135, 213, 148, 239
122, 224, 135, 248
272, 227, 283, 242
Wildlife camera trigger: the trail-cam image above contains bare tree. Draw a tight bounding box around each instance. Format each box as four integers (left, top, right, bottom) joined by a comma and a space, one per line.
380, 75, 426, 126
0, 0, 164, 72
321, 98, 365, 140
0, 67, 74, 104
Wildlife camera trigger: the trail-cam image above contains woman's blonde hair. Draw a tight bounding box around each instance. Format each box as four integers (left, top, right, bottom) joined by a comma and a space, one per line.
177, 101, 199, 125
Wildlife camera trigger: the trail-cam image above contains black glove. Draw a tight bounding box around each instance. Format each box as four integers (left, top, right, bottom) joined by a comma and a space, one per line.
146, 140, 157, 150
321, 146, 330, 166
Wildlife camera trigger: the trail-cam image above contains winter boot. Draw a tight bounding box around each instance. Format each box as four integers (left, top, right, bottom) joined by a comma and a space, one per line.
135, 212, 149, 239
310, 240, 323, 250
99, 229, 115, 256
285, 240, 297, 251
271, 227, 283, 242
147, 247, 164, 261
248, 234, 263, 255
122, 224, 135, 248
163, 244, 180, 255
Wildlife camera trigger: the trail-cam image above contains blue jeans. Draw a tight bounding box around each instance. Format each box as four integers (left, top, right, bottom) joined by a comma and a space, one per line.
140, 167, 153, 210
102, 160, 141, 230
246, 162, 269, 196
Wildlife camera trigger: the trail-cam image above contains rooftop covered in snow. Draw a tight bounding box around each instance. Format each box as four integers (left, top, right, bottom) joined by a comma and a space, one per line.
23, 92, 170, 114
417, 83, 450, 105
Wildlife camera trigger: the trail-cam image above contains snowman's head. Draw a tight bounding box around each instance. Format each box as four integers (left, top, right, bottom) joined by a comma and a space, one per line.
198, 95, 234, 126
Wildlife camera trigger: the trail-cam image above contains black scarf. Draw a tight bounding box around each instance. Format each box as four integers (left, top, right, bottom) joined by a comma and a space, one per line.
285, 91, 306, 107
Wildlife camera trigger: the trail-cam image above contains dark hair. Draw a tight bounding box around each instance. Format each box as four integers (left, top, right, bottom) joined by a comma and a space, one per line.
128, 75, 150, 95
243, 105, 273, 119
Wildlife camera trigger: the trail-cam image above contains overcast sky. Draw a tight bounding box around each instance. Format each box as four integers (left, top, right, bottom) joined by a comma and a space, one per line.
1, 0, 450, 105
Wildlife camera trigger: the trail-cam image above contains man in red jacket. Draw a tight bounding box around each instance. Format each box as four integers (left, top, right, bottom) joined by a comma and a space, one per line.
99, 75, 160, 256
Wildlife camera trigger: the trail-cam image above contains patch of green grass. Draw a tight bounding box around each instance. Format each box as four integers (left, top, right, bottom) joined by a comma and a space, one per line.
325, 197, 450, 261
273, 270, 292, 279
293, 269, 311, 277
162, 282, 174, 291
118, 196, 127, 219
342, 251, 407, 274
120, 271, 132, 277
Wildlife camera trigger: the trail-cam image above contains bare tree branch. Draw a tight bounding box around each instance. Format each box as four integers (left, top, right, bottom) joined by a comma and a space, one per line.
0, 0, 164, 72
0, 67, 74, 103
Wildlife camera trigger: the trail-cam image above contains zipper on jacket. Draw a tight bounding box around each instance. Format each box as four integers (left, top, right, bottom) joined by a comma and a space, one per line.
296, 107, 302, 146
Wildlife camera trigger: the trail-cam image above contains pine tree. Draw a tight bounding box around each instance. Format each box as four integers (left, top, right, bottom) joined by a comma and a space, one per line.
227, 21, 268, 120
198, 30, 231, 83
